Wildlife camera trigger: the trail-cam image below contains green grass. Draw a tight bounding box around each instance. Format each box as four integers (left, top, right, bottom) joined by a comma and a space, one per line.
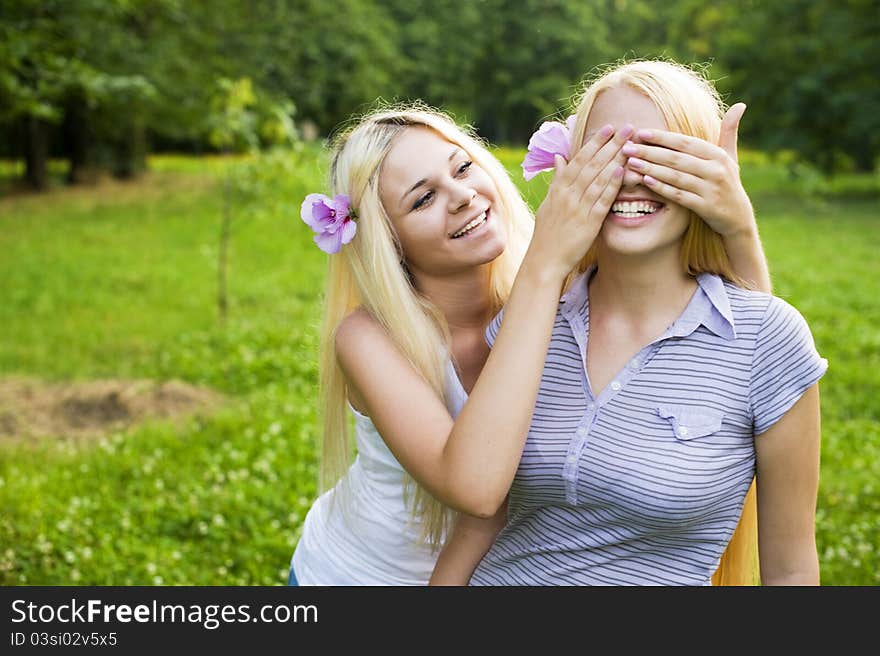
1, 147, 878, 585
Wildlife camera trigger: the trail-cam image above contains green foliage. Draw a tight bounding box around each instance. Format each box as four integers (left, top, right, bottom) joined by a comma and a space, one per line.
211, 0, 401, 135
0, 1, 161, 122
1, 150, 878, 585
208, 78, 298, 154
2, 0, 878, 175
715, 0, 880, 172
383, 0, 611, 141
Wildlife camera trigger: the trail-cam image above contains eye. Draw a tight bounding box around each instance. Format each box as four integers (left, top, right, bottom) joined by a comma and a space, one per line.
456, 161, 473, 176
413, 190, 434, 210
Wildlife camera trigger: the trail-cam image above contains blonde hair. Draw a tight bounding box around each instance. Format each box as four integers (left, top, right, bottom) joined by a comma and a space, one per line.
567, 60, 760, 585
318, 102, 534, 547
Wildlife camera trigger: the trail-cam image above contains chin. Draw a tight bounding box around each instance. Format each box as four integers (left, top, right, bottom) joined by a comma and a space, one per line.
600, 231, 658, 256
600, 222, 687, 257
478, 239, 506, 265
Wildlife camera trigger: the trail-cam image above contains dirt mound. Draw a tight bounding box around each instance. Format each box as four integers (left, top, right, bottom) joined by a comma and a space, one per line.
0, 378, 226, 441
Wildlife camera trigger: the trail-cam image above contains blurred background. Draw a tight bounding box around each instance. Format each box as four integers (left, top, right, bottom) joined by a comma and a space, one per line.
1, 0, 878, 585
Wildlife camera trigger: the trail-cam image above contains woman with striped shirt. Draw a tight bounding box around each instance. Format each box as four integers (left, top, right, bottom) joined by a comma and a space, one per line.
290, 91, 770, 585
430, 60, 826, 586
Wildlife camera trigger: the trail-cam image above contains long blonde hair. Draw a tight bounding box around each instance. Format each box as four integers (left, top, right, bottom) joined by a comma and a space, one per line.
318, 102, 534, 547
567, 60, 760, 585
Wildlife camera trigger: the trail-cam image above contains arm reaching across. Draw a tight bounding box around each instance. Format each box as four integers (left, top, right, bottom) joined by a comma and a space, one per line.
337, 126, 632, 518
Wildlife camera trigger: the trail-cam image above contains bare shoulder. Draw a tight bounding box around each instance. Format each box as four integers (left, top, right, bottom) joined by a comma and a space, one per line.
333, 307, 424, 416
334, 307, 386, 356
334, 307, 401, 376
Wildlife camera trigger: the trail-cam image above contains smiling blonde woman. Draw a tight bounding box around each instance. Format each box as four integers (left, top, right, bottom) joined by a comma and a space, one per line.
431, 61, 825, 587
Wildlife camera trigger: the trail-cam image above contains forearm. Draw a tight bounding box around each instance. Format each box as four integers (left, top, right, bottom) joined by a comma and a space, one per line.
430, 503, 507, 585
761, 570, 820, 586
760, 547, 820, 586
723, 226, 771, 293
440, 256, 564, 516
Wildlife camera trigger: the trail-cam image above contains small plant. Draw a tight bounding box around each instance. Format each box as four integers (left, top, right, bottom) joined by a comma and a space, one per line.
207, 78, 301, 324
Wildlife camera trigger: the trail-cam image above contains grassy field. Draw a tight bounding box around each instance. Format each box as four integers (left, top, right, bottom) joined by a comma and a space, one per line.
1, 147, 878, 585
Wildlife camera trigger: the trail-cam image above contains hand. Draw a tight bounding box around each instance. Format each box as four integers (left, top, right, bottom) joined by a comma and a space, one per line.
621, 103, 756, 238
526, 123, 631, 280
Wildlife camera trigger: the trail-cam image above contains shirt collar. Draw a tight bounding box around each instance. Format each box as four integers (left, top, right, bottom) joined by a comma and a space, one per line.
559, 265, 737, 341
691, 272, 737, 340
559, 266, 593, 319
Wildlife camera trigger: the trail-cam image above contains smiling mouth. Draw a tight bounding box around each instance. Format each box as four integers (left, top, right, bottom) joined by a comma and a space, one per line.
610, 200, 663, 218
451, 210, 489, 238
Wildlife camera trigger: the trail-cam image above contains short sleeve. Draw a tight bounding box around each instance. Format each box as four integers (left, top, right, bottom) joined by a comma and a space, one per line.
749, 296, 828, 435
485, 307, 505, 348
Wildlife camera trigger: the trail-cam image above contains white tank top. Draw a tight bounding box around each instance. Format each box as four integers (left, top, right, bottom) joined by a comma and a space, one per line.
290, 359, 469, 585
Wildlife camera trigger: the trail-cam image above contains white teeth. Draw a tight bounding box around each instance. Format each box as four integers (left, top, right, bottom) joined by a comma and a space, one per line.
452, 211, 487, 238
611, 200, 661, 217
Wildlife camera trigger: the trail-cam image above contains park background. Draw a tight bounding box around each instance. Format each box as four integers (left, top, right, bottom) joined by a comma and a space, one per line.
0, 0, 877, 585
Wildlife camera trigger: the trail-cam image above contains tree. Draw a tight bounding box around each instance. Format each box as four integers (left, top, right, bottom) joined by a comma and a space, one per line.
386, 0, 613, 143
716, 0, 880, 173
0, 0, 164, 187
207, 77, 299, 323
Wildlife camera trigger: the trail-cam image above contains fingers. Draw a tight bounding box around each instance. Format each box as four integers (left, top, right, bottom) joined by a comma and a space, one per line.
625, 154, 705, 195
623, 142, 719, 180
642, 174, 705, 214
554, 153, 568, 170
590, 164, 624, 219
555, 124, 612, 186
563, 123, 632, 186
631, 140, 713, 214
632, 128, 722, 161
719, 103, 746, 163
569, 125, 632, 201
578, 147, 626, 208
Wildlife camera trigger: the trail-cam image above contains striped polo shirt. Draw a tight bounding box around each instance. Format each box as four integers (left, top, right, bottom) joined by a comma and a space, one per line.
470, 267, 828, 586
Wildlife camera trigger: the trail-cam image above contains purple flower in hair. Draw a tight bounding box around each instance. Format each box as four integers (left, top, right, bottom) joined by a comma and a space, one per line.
300, 193, 358, 254
521, 115, 576, 181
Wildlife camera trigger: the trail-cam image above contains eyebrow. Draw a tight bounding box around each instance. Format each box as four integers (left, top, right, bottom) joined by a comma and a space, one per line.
399, 148, 463, 205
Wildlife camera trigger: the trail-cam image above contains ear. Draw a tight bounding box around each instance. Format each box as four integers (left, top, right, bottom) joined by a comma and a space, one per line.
719, 103, 747, 163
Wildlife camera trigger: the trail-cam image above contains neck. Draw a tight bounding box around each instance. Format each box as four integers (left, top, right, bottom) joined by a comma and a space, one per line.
590, 244, 696, 326
411, 264, 494, 331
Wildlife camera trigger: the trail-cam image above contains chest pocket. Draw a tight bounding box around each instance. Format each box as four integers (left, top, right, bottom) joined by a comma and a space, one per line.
656, 404, 724, 440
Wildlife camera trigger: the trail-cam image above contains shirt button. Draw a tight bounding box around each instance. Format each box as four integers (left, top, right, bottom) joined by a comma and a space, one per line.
576, 427, 587, 437
678, 426, 689, 437
628, 360, 639, 370
587, 403, 596, 411
610, 381, 622, 391
567, 455, 576, 464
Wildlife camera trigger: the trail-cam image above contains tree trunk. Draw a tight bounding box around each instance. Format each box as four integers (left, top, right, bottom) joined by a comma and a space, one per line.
217, 175, 232, 324
23, 115, 50, 190
112, 116, 148, 179
853, 145, 876, 173
65, 92, 99, 185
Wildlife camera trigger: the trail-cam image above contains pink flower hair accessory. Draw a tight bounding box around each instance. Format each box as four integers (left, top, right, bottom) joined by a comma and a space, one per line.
521, 115, 577, 181
300, 193, 358, 254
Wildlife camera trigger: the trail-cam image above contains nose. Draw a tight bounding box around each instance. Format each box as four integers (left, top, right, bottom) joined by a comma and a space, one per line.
622, 163, 643, 189
449, 181, 477, 212
622, 134, 649, 189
